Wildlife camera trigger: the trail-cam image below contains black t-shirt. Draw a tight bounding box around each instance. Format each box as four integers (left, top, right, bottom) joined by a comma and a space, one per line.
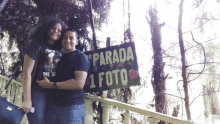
25, 41, 62, 90
54, 50, 90, 106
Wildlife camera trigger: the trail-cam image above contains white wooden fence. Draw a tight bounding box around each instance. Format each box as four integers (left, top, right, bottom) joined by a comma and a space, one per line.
84, 93, 194, 124
0, 75, 23, 107
0, 75, 193, 124
0, 75, 28, 124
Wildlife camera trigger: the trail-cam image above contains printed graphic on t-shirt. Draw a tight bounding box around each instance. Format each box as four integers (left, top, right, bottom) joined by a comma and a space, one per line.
43, 49, 62, 78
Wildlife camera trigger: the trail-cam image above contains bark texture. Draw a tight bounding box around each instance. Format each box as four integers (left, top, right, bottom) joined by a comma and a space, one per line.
178, 0, 191, 121
148, 7, 167, 124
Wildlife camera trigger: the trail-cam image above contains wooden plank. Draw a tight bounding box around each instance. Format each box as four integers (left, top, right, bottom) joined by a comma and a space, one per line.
0, 78, 5, 91
18, 85, 23, 108
85, 94, 193, 124
1, 79, 6, 97
0, 78, 3, 93
0, 75, 22, 86
14, 84, 20, 107
6, 84, 11, 102
11, 83, 15, 104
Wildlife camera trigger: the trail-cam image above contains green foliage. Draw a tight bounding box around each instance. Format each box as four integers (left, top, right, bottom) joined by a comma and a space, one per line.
0, 0, 114, 78
0, 32, 20, 77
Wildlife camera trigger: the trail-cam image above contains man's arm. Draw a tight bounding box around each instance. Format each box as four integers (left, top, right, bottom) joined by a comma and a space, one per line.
37, 71, 88, 90
57, 53, 90, 90
37, 52, 90, 90
57, 71, 88, 90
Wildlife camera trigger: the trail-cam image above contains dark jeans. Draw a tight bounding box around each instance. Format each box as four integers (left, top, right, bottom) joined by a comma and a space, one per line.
26, 88, 49, 124
45, 104, 85, 124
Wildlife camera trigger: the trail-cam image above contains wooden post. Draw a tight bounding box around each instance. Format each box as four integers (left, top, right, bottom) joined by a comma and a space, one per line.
14, 85, 21, 107
106, 37, 110, 47
87, 1, 99, 123
102, 103, 110, 124
11, 83, 15, 103
147, 117, 159, 124
6, 84, 11, 102
123, 110, 131, 124
84, 98, 94, 123
127, 0, 132, 42
0, 79, 6, 98
101, 37, 111, 123
0, 78, 3, 93
101, 37, 110, 99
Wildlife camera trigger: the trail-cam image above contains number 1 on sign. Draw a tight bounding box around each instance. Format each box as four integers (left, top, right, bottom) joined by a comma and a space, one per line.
89, 74, 96, 88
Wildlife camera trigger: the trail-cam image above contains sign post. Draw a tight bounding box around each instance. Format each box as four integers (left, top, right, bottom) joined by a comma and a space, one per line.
84, 42, 140, 93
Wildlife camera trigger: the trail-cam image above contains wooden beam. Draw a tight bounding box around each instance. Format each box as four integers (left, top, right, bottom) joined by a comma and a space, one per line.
85, 94, 193, 124
0, 75, 22, 86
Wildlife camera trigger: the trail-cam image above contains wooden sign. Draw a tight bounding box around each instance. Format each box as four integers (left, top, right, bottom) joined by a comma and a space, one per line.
84, 42, 140, 93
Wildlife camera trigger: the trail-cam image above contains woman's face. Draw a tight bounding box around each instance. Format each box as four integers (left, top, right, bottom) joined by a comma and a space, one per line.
49, 23, 62, 42
62, 31, 78, 53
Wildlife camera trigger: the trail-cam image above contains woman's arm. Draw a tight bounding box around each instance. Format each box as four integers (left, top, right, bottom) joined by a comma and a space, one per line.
22, 54, 35, 113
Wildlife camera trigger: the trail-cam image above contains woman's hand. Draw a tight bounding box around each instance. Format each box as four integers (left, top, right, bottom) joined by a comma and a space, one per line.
36, 76, 53, 88
22, 99, 32, 113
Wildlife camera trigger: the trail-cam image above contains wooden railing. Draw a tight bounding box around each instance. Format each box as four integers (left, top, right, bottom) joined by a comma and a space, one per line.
0, 75, 27, 124
0, 75, 23, 108
84, 94, 194, 124
0, 75, 194, 124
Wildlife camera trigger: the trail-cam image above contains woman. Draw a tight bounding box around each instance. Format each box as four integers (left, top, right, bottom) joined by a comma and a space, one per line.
37, 28, 90, 124
22, 19, 67, 124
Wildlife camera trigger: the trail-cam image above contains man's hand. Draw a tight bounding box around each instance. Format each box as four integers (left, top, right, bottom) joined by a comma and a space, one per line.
22, 99, 32, 113
36, 76, 53, 88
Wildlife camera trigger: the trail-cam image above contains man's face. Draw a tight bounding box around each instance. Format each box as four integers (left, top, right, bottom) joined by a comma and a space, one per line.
62, 31, 78, 53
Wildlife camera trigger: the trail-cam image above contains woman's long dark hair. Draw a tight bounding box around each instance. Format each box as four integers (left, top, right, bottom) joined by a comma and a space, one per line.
31, 19, 68, 51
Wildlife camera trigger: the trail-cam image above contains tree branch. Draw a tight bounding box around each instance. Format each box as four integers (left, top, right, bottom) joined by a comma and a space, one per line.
165, 93, 184, 100
182, 20, 210, 34
188, 62, 220, 67
192, 0, 204, 8
162, 43, 178, 54
166, 65, 182, 70
187, 31, 206, 83
0, 0, 9, 13
187, 65, 220, 76
185, 37, 220, 51
176, 80, 184, 118
197, 18, 220, 20
0, 19, 36, 24
189, 88, 219, 106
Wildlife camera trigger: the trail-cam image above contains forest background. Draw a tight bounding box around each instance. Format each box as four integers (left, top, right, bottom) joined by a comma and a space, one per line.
0, 0, 220, 124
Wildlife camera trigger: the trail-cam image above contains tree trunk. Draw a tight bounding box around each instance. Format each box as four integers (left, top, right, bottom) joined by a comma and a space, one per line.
178, 0, 191, 121
88, 0, 97, 50
148, 7, 167, 124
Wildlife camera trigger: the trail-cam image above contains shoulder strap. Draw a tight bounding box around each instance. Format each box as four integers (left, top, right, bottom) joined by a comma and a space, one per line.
4, 61, 22, 90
